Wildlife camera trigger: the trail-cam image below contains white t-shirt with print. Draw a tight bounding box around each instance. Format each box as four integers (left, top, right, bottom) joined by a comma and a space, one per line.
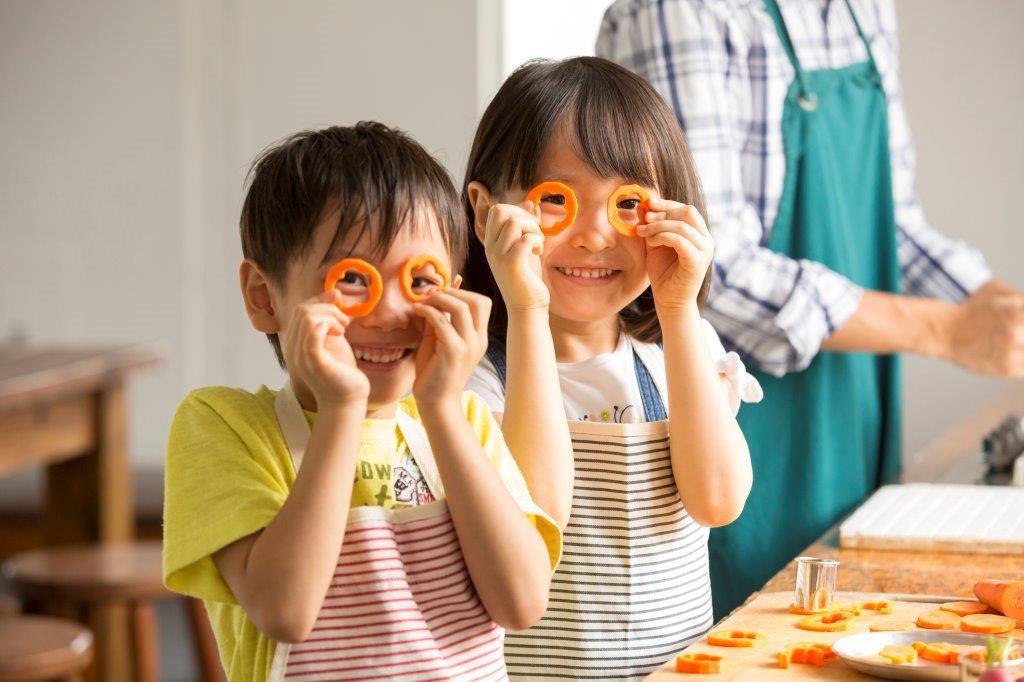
467, 319, 762, 423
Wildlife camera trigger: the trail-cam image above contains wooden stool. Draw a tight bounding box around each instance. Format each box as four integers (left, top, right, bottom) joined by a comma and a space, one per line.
0, 614, 93, 682
2, 542, 222, 682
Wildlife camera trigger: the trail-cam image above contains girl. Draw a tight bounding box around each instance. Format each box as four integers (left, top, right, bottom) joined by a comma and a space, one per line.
463, 58, 763, 679
163, 123, 561, 681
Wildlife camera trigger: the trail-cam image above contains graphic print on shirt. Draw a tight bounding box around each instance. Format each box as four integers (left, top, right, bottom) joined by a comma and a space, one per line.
353, 447, 435, 509
576, 402, 639, 424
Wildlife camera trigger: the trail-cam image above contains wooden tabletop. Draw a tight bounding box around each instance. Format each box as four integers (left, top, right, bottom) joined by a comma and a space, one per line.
0, 342, 163, 412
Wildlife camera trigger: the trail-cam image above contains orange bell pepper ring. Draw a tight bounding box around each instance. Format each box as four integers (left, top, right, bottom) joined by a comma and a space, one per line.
778, 643, 837, 668
323, 258, 383, 318
606, 184, 653, 237
400, 254, 451, 302
675, 653, 724, 674
707, 630, 766, 647
797, 610, 857, 632
525, 181, 578, 236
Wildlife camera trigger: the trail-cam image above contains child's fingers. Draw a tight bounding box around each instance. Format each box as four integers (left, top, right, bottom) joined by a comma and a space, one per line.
412, 302, 463, 352
646, 196, 684, 213
643, 202, 709, 236
422, 292, 475, 341
646, 231, 705, 263
444, 289, 492, 339
638, 220, 712, 252
509, 232, 544, 260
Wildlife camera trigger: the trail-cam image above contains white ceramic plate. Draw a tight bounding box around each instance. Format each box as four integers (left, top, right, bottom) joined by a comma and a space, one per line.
832, 630, 1020, 681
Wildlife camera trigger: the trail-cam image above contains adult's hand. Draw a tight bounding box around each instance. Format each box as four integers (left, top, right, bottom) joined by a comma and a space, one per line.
945, 284, 1024, 377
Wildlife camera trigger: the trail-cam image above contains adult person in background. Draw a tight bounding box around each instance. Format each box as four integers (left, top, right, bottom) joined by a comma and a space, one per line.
597, 0, 1024, 616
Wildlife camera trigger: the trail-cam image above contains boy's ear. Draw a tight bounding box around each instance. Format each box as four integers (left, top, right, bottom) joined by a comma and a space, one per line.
466, 181, 493, 244
239, 259, 281, 334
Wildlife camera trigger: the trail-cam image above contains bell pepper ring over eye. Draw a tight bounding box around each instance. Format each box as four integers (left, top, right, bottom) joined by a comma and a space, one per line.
400, 254, 451, 303
607, 184, 653, 237
323, 258, 383, 318
525, 181, 578, 236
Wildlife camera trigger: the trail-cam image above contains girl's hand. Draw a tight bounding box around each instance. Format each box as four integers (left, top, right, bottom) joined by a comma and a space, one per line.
482, 201, 549, 312
637, 198, 714, 312
411, 288, 491, 406
280, 289, 370, 409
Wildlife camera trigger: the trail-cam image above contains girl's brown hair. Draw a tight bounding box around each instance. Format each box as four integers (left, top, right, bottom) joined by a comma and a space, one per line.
462, 57, 710, 344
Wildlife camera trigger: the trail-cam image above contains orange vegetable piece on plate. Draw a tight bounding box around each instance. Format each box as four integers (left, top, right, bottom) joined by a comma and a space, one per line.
974, 579, 1024, 620
858, 600, 892, 614
778, 643, 837, 668
940, 601, 989, 617
399, 254, 451, 303
960, 613, 1015, 634
525, 181, 578, 236
878, 644, 918, 665
675, 653, 724, 674
798, 610, 857, 632
869, 619, 915, 632
707, 630, 766, 647
917, 609, 961, 630
323, 258, 383, 318
915, 642, 964, 664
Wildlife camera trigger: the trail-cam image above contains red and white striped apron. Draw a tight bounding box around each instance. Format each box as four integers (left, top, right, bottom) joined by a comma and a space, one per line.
268, 382, 508, 682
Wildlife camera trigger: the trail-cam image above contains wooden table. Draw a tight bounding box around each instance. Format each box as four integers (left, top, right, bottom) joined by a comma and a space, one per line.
0, 342, 162, 680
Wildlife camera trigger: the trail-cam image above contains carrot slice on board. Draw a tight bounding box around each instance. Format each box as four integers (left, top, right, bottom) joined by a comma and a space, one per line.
707, 630, 766, 647
974, 579, 1024, 620
788, 603, 830, 615
778, 643, 837, 667
878, 644, 917, 665
940, 601, 989, 617
869, 619, 915, 632
858, 600, 892, 614
606, 184, 653, 237
400, 254, 451, 303
675, 653, 724, 674
960, 613, 1016, 634
525, 181, 578, 236
797, 610, 857, 632
916, 609, 962, 630
323, 258, 383, 317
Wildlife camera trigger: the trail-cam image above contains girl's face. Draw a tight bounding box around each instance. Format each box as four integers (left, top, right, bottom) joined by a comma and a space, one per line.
518, 136, 652, 327
278, 208, 451, 413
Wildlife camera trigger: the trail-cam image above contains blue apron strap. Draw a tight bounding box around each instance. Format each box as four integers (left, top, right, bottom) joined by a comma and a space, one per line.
484, 336, 508, 388
841, 0, 883, 81
632, 344, 667, 422
762, 0, 816, 106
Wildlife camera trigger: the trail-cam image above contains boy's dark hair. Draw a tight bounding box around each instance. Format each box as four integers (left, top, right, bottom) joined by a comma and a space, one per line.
462, 57, 711, 344
241, 122, 468, 367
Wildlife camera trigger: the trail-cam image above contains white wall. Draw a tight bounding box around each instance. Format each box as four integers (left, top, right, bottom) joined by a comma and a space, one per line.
0, 0, 500, 495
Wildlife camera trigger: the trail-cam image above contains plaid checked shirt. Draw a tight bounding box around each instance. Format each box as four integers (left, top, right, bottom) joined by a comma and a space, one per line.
597, 0, 992, 376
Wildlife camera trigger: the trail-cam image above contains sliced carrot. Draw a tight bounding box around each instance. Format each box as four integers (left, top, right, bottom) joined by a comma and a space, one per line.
917, 642, 964, 664
788, 603, 830, 615
779, 643, 837, 667
525, 181, 578, 236
858, 600, 892, 615
878, 644, 917, 665
606, 184, 652, 237
916, 609, 961, 630
940, 600, 990, 617
675, 653, 724, 674
323, 258, 383, 317
974, 579, 1024, 620
707, 630, 766, 647
960, 613, 1015, 634
399, 253, 451, 303
797, 610, 857, 632
869, 619, 915, 632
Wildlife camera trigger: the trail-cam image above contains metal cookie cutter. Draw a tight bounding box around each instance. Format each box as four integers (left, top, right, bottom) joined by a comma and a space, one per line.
793, 556, 839, 611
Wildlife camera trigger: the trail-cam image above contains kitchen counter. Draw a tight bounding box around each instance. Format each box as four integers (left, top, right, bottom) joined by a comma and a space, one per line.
759, 381, 1024, 599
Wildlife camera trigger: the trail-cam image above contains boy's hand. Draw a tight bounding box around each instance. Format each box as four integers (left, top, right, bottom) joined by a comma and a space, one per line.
280, 289, 369, 408
411, 289, 491, 407
482, 202, 549, 312
637, 198, 714, 313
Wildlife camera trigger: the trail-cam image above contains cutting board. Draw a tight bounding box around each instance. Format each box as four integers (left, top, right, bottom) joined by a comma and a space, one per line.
644, 591, 964, 680
839, 483, 1024, 554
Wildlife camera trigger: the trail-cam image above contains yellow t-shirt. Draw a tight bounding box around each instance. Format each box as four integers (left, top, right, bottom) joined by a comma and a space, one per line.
162, 385, 561, 682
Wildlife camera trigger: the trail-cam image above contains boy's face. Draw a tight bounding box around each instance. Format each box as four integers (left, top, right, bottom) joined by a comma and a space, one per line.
275, 208, 452, 414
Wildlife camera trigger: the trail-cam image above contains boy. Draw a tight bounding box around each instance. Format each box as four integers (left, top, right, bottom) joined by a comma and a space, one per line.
163, 122, 560, 681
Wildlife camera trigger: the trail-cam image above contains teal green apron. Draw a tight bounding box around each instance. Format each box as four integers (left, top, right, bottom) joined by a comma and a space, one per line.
708, 0, 903, 618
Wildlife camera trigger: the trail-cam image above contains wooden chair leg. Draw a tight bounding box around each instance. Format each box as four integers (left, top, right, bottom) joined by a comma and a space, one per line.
130, 601, 160, 682
186, 598, 225, 682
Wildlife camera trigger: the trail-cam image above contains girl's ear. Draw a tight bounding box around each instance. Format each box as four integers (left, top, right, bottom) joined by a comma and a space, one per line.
240, 259, 281, 334
466, 181, 494, 244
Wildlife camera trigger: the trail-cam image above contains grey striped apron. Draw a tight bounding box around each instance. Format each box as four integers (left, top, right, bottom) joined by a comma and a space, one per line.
487, 339, 713, 680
